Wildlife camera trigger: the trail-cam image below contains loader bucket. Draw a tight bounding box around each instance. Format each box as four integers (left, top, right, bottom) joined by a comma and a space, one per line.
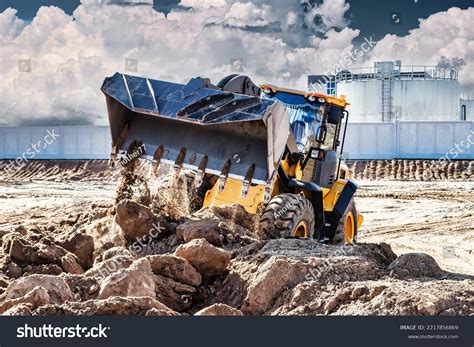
101, 73, 290, 184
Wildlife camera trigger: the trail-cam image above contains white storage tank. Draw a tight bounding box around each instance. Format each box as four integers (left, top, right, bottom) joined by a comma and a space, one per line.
460, 98, 474, 121
315, 61, 461, 122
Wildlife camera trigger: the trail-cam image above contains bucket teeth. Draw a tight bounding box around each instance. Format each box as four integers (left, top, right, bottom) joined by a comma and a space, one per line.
218, 159, 232, 192
193, 155, 208, 187
198, 155, 208, 172
188, 153, 197, 166
152, 145, 164, 175
241, 163, 255, 197
174, 147, 187, 173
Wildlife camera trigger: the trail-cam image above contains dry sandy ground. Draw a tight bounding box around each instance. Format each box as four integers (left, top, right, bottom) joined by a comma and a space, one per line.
0, 169, 472, 276
0, 160, 472, 316
356, 180, 474, 276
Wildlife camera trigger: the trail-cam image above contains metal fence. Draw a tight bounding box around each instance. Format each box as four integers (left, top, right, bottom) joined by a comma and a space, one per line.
0, 122, 473, 161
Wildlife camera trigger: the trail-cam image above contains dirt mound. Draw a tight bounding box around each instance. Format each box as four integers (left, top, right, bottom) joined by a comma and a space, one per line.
0, 160, 118, 182
1, 198, 472, 317
2, 160, 471, 183
347, 160, 473, 181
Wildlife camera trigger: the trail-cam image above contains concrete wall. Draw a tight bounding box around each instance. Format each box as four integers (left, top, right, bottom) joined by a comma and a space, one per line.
344, 121, 474, 160
0, 126, 110, 160
337, 79, 460, 122
0, 124, 473, 161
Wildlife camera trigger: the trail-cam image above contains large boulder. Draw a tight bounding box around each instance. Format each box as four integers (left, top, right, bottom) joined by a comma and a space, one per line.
194, 303, 243, 316
176, 219, 223, 246
174, 239, 230, 279
98, 258, 155, 299
388, 253, 443, 278
241, 256, 310, 315
147, 254, 202, 287
115, 200, 167, 242
1, 275, 74, 304
35, 296, 179, 316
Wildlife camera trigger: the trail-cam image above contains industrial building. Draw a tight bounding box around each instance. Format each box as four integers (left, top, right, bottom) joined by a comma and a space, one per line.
309, 61, 470, 122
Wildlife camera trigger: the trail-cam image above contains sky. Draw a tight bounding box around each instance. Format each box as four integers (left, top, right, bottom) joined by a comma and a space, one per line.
0, 0, 473, 125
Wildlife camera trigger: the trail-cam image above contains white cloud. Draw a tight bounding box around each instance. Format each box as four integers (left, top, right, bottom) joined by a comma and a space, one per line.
0, 7, 26, 42
369, 7, 474, 96
0, 0, 357, 125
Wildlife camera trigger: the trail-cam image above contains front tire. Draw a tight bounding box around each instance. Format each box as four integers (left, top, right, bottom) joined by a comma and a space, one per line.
331, 198, 358, 245
259, 193, 315, 239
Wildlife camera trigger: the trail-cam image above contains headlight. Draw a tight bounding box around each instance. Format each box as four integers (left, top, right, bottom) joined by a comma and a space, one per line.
307, 95, 316, 102
262, 88, 271, 94
317, 97, 326, 104
310, 148, 325, 160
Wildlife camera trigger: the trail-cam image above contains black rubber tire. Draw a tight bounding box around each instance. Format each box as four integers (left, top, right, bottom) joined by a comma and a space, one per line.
259, 193, 315, 239
331, 198, 358, 245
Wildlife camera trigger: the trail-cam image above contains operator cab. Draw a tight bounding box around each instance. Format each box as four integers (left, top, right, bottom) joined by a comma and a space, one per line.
260, 84, 350, 188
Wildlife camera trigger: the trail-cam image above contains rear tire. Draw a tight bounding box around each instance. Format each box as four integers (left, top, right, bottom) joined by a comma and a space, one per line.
331, 198, 358, 245
259, 193, 315, 239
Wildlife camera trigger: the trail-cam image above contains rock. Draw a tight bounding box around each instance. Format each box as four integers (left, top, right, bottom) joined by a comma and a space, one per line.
388, 253, 443, 278
145, 307, 181, 316
63, 275, 101, 302
176, 219, 223, 246
35, 296, 179, 316
0, 286, 50, 314
101, 247, 133, 262
1, 259, 22, 279
98, 258, 155, 299
56, 230, 94, 269
242, 256, 310, 315
0, 274, 10, 287
2, 275, 74, 304
147, 254, 202, 287
417, 298, 450, 316
175, 239, 230, 278
61, 253, 84, 275
379, 242, 398, 263
4, 234, 70, 266
3, 303, 32, 316
6, 237, 38, 264
153, 274, 196, 312
115, 200, 166, 242
194, 303, 243, 316
85, 254, 134, 279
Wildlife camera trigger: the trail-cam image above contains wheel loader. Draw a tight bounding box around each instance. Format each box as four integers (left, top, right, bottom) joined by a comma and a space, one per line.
102, 73, 363, 244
